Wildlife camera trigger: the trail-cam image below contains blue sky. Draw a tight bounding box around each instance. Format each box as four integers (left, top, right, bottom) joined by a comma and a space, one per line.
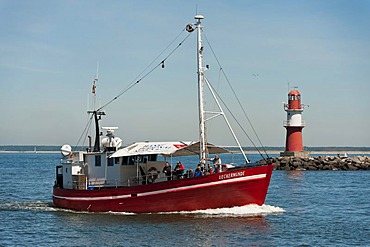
1, 0, 369, 147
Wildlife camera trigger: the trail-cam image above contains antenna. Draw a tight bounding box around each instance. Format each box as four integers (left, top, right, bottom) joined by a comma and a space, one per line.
91, 62, 99, 111
96, 61, 99, 81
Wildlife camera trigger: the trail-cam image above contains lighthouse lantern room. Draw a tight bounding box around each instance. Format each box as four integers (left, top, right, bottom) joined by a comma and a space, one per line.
280, 89, 309, 158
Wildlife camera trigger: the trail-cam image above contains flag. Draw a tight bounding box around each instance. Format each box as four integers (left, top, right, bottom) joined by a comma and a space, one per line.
92, 79, 97, 94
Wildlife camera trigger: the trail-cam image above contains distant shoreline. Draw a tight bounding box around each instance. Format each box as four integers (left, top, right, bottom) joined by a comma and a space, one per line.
1, 145, 369, 153
1, 150, 369, 156
240, 150, 370, 155
0, 151, 59, 154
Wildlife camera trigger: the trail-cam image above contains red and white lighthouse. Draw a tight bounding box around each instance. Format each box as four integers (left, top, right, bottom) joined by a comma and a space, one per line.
281, 89, 308, 157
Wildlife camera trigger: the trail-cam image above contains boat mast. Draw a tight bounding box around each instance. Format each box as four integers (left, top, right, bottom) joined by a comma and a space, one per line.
195, 15, 207, 163
88, 62, 105, 152
193, 16, 250, 164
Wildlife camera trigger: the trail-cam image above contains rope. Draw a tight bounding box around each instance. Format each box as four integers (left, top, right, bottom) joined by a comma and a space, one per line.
77, 26, 194, 148
204, 75, 267, 161
203, 33, 270, 160
97, 28, 193, 112
74, 114, 93, 150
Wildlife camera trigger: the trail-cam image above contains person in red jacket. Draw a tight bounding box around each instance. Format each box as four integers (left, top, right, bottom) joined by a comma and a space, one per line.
174, 161, 185, 178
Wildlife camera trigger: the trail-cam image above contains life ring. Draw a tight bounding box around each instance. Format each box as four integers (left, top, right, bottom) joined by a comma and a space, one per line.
148, 167, 159, 182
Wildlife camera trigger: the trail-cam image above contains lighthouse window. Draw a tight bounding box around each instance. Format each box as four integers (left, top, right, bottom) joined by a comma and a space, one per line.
289, 95, 300, 101
107, 158, 114, 166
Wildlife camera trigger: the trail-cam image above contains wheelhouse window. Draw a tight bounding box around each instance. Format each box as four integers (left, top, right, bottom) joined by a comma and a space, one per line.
107, 158, 114, 166
149, 154, 157, 161
121, 155, 158, 166
95, 155, 101, 167
121, 157, 132, 166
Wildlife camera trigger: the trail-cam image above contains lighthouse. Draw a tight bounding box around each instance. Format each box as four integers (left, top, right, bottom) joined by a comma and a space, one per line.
280, 89, 309, 158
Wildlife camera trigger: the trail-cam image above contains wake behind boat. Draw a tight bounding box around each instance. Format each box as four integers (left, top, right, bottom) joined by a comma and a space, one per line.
52, 15, 274, 213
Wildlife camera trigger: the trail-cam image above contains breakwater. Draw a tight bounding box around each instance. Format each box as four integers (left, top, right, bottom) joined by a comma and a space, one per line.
259, 156, 370, 170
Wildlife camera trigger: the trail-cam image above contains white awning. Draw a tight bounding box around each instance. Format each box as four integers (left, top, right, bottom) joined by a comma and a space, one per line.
109, 141, 193, 158
110, 141, 230, 158
166, 141, 230, 157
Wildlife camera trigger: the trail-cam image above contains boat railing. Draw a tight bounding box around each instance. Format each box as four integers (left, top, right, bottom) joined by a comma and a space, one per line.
65, 178, 123, 190
126, 173, 164, 186
83, 173, 166, 189
81, 174, 162, 189
66, 164, 254, 190
65, 177, 138, 190
60, 159, 82, 165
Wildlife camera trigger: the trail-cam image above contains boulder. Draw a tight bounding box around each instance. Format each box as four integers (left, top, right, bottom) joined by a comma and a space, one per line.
261, 155, 370, 171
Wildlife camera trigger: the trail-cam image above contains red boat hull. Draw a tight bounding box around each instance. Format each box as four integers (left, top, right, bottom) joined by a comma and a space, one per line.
53, 164, 273, 213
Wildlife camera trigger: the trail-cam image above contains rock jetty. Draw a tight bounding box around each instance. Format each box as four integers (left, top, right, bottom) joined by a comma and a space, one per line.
258, 156, 370, 170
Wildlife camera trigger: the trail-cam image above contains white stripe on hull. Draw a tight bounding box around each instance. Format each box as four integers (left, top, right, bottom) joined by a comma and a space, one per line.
53, 173, 266, 201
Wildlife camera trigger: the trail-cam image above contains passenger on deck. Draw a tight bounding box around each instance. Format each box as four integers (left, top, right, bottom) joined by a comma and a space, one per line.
162, 162, 172, 181
186, 169, 194, 178
194, 165, 204, 177
174, 161, 185, 178
206, 154, 222, 173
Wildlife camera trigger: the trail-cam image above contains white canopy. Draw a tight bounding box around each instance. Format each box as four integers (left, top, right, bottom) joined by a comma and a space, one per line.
110, 141, 192, 158
167, 141, 230, 157
110, 141, 230, 158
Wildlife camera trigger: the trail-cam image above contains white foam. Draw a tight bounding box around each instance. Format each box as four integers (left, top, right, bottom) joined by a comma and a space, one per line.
0, 201, 57, 212
104, 211, 136, 216
2, 201, 284, 217
104, 204, 285, 216
158, 204, 285, 217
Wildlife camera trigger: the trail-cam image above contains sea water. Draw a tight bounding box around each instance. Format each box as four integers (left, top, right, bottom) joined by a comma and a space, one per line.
0, 152, 369, 246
